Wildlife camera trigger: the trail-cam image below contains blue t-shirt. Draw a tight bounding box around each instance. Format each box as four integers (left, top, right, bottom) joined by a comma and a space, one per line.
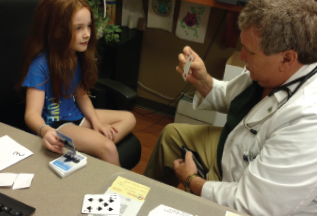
22, 53, 84, 126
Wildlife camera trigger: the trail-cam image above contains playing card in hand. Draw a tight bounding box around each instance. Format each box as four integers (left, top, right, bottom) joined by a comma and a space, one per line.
82, 194, 120, 215
55, 130, 76, 154
182, 53, 194, 81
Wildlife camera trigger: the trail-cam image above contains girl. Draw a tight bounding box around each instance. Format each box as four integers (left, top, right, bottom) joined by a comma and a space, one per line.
16, 0, 136, 166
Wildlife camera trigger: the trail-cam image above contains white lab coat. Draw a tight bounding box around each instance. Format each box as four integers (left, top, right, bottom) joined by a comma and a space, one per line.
193, 63, 317, 216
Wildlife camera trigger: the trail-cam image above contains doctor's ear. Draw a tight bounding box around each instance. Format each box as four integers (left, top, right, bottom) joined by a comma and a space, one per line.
280, 50, 298, 72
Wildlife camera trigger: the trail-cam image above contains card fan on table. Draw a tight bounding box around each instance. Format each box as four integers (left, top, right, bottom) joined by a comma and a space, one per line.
82, 194, 121, 215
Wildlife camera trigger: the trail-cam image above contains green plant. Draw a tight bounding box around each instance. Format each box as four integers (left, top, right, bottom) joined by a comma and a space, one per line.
86, 0, 121, 43
104, 24, 122, 43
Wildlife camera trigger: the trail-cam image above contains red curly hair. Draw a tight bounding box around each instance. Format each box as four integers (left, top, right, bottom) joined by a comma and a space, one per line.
16, 0, 98, 102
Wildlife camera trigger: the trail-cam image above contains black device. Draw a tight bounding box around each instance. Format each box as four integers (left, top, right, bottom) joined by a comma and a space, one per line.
180, 146, 208, 179
0, 192, 36, 216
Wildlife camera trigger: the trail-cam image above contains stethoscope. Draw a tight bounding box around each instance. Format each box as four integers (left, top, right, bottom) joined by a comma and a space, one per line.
243, 66, 317, 135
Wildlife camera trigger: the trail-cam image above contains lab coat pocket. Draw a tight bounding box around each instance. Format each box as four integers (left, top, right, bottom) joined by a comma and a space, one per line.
241, 136, 261, 165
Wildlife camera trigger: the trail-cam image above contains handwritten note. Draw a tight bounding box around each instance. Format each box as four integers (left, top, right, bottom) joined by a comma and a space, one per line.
109, 176, 150, 202
0, 135, 33, 171
225, 211, 242, 216
148, 205, 193, 216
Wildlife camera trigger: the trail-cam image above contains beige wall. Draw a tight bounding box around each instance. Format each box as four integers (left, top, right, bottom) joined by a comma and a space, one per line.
137, 7, 242, 107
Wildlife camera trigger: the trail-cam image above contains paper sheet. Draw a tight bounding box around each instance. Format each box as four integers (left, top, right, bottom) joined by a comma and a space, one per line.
149, 204, 193, 216
175, 1, 211, 43
109, 176, 150, 202
0, 173, 17, 187
0, 135, 33, 171
122, 0, 145, 28
225, 211, 242, 216
12, 173, 34, 190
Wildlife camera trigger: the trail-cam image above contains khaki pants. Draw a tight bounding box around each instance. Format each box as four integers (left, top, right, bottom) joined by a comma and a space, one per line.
143, 123, 223, 187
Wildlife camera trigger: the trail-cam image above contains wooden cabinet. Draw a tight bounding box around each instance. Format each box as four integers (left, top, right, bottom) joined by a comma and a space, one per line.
97, 27, 143, 91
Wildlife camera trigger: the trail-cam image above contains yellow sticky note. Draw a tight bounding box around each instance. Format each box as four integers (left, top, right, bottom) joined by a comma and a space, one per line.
225, 211, 241, 216
109, 176, 150, 202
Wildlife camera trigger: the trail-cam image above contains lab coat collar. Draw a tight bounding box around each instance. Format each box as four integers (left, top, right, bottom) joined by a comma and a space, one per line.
246, 62, 317, 124
272, 62, 317, 104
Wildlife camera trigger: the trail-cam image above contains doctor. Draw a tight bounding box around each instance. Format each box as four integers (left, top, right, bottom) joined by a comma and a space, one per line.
144, 0, 317, 215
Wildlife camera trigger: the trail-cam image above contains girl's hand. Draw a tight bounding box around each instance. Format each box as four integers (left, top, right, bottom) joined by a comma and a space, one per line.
101, 124, 118, 141
92, 122, 118, 141
42, 129, 64, 154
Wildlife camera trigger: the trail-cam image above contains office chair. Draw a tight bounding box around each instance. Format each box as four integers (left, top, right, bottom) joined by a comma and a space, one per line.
91, 78, 141, 170
0, 0, 141, 170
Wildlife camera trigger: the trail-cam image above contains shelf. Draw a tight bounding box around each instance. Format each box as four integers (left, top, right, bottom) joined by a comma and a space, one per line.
183, 0, 243, 12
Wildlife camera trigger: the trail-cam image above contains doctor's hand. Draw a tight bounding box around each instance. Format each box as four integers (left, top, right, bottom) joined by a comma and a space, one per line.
174, 151, 198, 185
42, 129, 64, 154
176, 46, 210, 85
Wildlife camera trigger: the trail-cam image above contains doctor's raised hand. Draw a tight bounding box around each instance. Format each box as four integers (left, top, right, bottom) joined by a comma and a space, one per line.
176, 46, 214, 97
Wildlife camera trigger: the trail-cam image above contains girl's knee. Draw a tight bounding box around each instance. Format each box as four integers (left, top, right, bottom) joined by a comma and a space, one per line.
97, 140, 118, 159
122, 111, 136, 127
103, 140, 117, 153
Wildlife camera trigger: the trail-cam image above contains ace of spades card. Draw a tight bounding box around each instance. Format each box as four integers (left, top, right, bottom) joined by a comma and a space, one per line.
82, 194, 120, 215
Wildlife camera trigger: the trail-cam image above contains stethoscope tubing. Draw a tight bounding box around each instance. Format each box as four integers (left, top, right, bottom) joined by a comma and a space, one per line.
244, 66, 317, 135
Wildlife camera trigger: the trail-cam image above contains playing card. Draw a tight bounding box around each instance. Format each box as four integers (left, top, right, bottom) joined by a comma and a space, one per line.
82, 194, 120, 215
182, 53, 193, 81
55, 130, 76, 154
